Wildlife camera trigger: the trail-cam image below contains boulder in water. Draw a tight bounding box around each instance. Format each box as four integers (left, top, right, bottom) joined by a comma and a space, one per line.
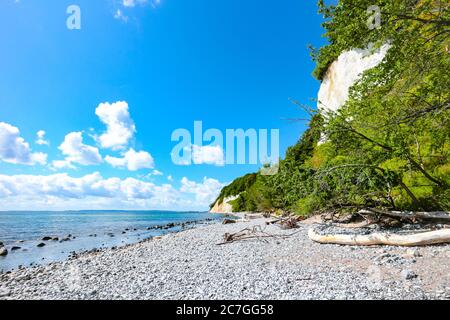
0, 246, 7, 256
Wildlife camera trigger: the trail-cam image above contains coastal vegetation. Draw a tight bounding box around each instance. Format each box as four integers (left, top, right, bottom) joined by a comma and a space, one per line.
212, 0, 450, 216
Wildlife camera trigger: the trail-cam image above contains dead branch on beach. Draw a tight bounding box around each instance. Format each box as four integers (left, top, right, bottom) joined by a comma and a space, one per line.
217, 225, 300, 245
266, 215, 304, 230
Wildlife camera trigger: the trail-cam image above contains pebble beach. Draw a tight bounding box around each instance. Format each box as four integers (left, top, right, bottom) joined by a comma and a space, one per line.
1, 217, 449, 300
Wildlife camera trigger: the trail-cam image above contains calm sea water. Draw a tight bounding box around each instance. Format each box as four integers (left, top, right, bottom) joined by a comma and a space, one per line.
0, 211, 223, 272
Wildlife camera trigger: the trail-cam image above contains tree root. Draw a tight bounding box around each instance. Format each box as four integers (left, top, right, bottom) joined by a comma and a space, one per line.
308, 227, 450, 247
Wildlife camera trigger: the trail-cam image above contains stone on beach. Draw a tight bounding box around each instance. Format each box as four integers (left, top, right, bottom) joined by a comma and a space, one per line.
1, 218, 448, 300
0, 288, 11, 298
222, 219, 236, 225
401, 269, 418, 280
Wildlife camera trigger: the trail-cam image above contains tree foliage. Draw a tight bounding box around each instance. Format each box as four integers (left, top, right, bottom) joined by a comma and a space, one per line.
212, 0, 450, 215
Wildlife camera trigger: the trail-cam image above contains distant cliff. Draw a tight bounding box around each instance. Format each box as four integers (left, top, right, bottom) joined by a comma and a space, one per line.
210, 195, 238, 214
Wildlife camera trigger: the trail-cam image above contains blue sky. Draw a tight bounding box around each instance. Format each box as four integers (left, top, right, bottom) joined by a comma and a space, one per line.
0, 0, 327, 211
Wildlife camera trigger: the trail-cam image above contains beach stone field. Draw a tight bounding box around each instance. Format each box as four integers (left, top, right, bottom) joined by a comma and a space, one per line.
0, 218, 449, 300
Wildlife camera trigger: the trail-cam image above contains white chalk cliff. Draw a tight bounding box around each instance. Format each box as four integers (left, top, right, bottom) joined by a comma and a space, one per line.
318, 44, 390, 113
210, 195, 238, 214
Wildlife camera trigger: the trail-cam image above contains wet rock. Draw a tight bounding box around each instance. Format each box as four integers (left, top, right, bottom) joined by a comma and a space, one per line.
37, 243, 46, 248
0, 246, 8, 256
42, 236, 53, 241
11, 246, 21, 251
52, 237, 59, 241
222, 219, 236, 225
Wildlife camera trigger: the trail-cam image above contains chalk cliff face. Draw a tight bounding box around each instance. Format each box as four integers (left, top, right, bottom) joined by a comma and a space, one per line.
318, 44, 390, 113
210, 195, 238, 214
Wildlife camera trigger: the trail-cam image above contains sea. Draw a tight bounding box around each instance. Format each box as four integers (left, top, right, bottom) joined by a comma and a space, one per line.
0, 210, 224, 272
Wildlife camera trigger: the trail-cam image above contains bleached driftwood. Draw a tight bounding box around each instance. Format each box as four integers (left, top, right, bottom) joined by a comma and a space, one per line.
308, 228, 450, 247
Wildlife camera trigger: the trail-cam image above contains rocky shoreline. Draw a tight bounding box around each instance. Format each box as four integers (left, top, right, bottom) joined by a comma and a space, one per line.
0, 216, 449, 300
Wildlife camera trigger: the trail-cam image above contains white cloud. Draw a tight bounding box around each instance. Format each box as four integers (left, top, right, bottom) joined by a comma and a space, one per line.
95, 101, 136, 150
167, 175, 173, 182
36, 130, 49, 146
180, 177, 225, 205
53, 132, 103, 169
114, 9, 128, 22
0, 173, 224, 211
52, 160, 75, 170
0, 122, 47, 166
105, 148, 154, 171
152, 169, 163, 176
123, 0, 148, 7
192, 145, 225, 166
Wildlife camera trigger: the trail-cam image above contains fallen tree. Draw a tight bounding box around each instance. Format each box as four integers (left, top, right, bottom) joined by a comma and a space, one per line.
361, 208, 450, 224
308, 228, 450, 247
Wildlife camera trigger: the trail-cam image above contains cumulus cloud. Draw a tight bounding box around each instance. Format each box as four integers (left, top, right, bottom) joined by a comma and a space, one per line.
0, 122, 47, 165
192, 145, 225, 166
0, 172, 153, 200
53, 132, 103, 169
0, 173, 224, 211
35, 130, 49, 146
95, 101, 136, 150
105, 148, 154, 171
180, 177, 225, 205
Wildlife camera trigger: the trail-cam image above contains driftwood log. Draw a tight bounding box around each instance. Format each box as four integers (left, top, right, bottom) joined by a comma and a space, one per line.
308, 228, 450, 247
